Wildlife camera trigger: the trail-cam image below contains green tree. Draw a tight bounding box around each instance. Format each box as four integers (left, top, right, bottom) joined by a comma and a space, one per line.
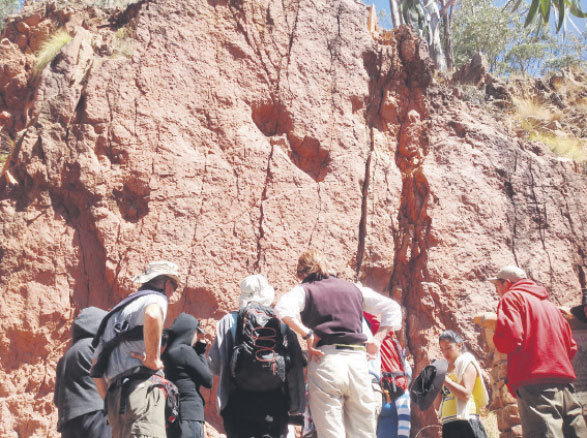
448, 0, 584, 76
506, 0, 587, 32
450, 0, 516, 72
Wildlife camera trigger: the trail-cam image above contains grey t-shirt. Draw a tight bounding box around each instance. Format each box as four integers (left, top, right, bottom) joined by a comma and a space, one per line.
94, 292, 168, 384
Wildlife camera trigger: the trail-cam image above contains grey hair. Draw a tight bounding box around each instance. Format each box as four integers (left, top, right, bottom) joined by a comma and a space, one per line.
439, 330, 467, 351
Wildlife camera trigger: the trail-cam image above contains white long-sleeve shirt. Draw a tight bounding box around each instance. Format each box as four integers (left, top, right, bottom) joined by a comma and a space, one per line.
275, 282, 402, 331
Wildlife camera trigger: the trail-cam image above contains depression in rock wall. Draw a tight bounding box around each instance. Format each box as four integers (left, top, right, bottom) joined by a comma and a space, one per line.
0, 0, 585, 436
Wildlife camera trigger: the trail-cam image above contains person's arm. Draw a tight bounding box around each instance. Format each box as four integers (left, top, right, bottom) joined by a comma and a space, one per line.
54, 357, 63, 406
493, 293, 524, 354
443, 363, 476, 401
93, 375, 109, 399
91, 341, 108, 399
276, 286, 323, 361
181, 347, 214, 388
281, 316, 324, 362
130, 303, 164, 371
360, 285, 402, 354
209, 314, 234, 375
567, 324, 578, 360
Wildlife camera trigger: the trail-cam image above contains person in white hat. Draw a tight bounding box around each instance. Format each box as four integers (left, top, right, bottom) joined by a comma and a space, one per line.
91, 260, 180, 438
209, 274, 306, 438
488, 265, 586, 437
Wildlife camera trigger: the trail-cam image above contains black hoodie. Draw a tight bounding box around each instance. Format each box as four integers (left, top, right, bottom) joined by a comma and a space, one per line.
54, 306, 107, 430
163, 313, 213, 422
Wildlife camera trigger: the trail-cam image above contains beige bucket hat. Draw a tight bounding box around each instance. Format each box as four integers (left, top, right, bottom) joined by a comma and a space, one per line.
132, 260, 180, 285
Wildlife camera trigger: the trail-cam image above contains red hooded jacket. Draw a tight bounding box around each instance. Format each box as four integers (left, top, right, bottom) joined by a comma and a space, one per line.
493, 279, 578, 394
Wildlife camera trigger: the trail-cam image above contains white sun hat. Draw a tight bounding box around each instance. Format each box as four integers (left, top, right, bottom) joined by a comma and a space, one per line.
132, 260, 180, 285
239, 274, 275, 309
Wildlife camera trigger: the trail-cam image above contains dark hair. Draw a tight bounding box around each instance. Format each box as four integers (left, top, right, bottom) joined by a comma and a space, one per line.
162, 329, 173, 347
439, 330, 467, 351
140, 275, 175, 292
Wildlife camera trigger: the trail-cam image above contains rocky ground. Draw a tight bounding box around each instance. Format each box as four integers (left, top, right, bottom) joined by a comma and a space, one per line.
0, 1, 585, 436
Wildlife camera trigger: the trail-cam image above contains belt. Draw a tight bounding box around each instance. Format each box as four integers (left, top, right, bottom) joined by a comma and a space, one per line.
107, 367, 160, 415
333, 344, 366, 351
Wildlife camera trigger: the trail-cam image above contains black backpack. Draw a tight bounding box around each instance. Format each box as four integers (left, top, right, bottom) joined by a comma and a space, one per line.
230, 303, 289, 392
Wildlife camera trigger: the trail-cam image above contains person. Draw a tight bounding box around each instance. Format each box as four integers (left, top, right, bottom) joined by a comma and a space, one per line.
489, 265, 587, 437
209, 274, 305, 438
275, 249, 402, 438
91, 260, 180, 438
364, 313, 412, 438
437, 330, 488, 438
162, 313, 213, 438
570, 288, 587, 323
54, 307, 112, 438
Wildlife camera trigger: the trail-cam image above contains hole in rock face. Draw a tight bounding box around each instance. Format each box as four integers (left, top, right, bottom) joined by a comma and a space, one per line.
251, 100, 330, 182
113, 184, 149, 222
251, 100, 293, 137
287, 134, 330, 182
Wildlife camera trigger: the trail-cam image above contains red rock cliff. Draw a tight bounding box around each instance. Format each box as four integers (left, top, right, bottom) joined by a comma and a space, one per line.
0, 0, 585, 436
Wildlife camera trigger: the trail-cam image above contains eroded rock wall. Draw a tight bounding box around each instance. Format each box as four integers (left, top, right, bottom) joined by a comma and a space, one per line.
0, 0, 585, 436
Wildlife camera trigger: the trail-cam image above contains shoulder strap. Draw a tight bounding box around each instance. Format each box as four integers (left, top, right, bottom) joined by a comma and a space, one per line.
92, 289, 166, 348
230, 311, 239, 344
90, 325, 144, 378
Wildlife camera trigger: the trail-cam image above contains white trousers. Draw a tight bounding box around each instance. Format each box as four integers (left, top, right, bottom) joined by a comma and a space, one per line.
308, 346, 377, 438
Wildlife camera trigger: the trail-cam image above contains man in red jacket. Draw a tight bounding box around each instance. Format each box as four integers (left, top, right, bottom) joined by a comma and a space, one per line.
489, 265, 587, 437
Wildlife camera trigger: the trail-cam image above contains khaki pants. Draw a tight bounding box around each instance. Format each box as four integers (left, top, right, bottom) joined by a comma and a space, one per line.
517, 383, 587, 438
307, 346, 377, 438
105, 376, 166, 438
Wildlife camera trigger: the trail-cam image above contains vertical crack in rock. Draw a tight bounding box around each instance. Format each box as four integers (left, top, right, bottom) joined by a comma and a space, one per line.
255, 144, 274, 272
308, 183, 323, 245
285, 0, 300, 66
503, 152, 520, 266
558, 171, 587, 289
527, 161, 554, 282
355, 127, 374, 279
369, 27, 434, 372
189, 151, 210, 276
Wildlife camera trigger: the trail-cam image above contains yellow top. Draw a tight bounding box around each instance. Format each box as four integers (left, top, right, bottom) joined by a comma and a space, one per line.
440, 373, 481, 423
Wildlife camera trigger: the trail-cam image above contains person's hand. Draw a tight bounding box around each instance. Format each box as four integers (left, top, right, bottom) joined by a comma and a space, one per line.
193, 341, 208, 355
307, 334, 325, 362
366, 338, 380, 360
130, 351, 163, 371
559, 306, 573, 319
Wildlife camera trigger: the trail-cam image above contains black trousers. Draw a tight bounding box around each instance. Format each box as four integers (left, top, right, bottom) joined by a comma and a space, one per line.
60, 410, 112, 438
221, 388, 288, 438
442, 418, 487, 438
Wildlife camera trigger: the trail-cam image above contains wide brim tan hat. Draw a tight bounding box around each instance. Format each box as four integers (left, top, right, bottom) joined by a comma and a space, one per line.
132, 260, 180, 285
485, 265, 527, 283
239, 274, 275, 308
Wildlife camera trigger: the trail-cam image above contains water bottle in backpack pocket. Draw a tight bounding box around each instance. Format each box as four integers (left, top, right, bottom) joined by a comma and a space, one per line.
230, 303, 290, 392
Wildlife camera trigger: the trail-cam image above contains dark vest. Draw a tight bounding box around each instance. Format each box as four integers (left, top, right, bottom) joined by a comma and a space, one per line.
300, 276, 366, 346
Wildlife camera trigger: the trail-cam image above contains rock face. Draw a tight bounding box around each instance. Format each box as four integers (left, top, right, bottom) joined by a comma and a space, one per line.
0, 0, 585, 436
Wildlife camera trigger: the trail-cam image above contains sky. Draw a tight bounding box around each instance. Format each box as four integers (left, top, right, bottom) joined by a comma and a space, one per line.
363, 0, 587, 34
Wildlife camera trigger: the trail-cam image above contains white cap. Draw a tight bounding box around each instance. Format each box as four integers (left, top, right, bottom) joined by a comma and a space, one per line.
486, 265, 527, 283
132, 260, 180, 285
239, 274, 275, 309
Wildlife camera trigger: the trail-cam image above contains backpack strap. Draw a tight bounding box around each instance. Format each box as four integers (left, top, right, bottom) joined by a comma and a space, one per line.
90, 289, 167, 378
92, 289, 166, 348
90, 325, 145, 378
230, 311, 238, 344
